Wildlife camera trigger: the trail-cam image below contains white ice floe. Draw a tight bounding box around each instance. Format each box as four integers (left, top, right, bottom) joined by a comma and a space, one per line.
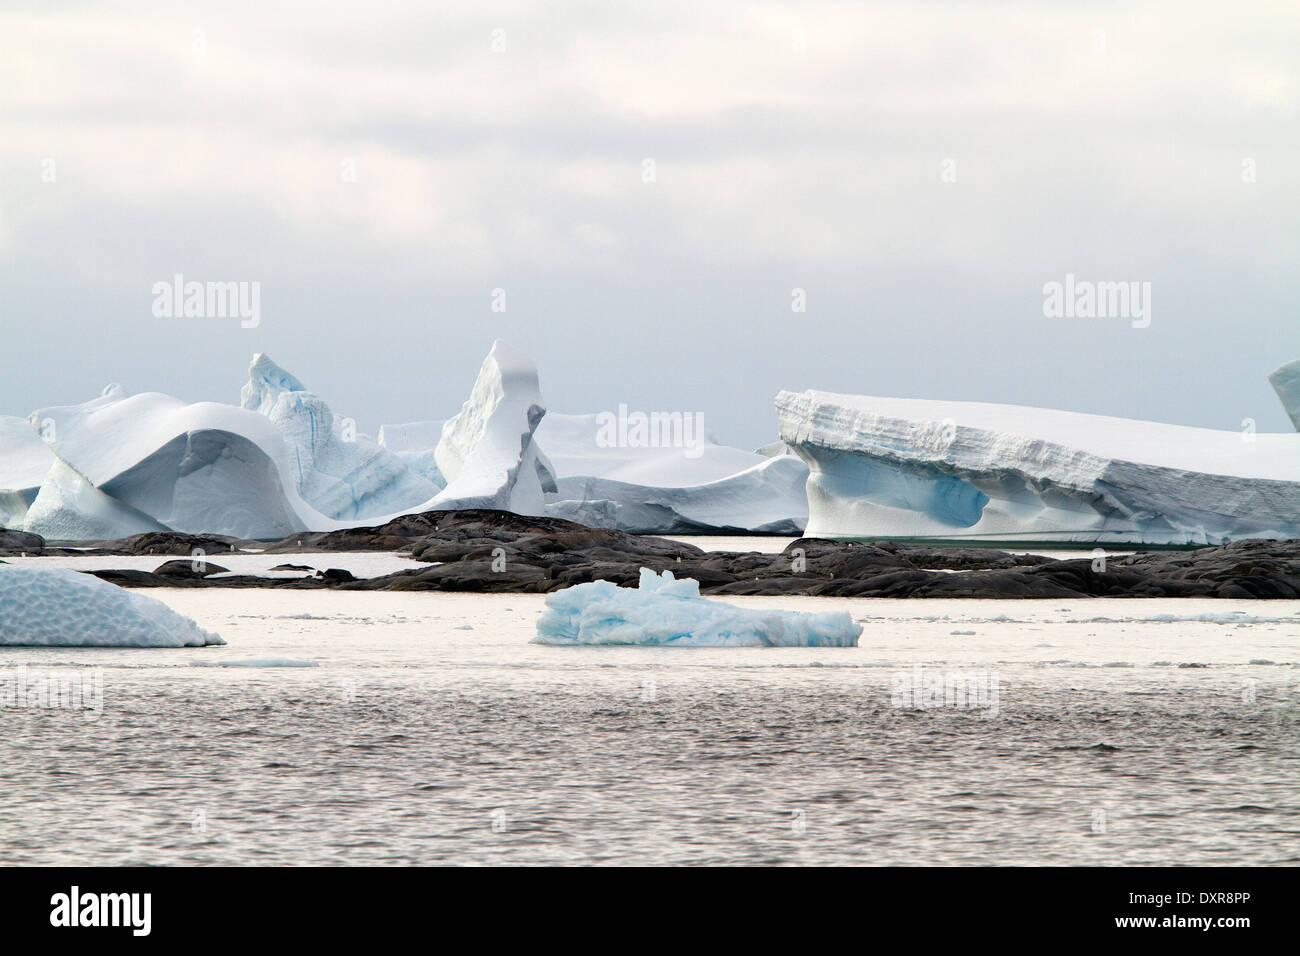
777, 388, 1300, 545
0, 567, 224, 647
532, 568, 862, 647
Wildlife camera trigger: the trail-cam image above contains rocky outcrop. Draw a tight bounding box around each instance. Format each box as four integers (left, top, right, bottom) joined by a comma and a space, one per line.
53, 509, 1300, 599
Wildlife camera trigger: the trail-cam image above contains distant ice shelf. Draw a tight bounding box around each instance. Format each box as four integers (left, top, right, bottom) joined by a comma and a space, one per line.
532, 568, 862, 647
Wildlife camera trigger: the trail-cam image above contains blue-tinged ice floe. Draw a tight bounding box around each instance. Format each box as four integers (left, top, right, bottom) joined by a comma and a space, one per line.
532, 568, 862, 647
0, 567, 224, 647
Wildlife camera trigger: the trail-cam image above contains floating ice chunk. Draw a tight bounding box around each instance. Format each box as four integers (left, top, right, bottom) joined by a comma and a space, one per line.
532, 568, 862, 647
0, 567, 224, 647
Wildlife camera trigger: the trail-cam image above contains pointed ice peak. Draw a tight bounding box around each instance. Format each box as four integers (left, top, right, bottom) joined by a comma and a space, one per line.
1268, 359, 1300, 432
241, 353, 308, 413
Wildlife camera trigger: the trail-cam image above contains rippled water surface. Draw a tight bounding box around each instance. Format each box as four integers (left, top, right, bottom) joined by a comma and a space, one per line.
2, 585, 1298, 865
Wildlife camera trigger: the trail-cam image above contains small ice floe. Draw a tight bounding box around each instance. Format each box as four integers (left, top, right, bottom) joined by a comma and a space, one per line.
0, 567, 223, 647
190, 658, 319, 668
532, 568, 862, 647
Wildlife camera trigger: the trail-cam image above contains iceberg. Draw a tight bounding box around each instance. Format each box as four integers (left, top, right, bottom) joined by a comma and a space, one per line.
429, 340, 557, 514
0, 567, 224, 646
0, 415, 55, 529
1269, 359, 1300, 432
776, 389, 1300, 545
532, 568, 862, 647
537, 411, 809, 533
241, 354, 439, 520
23, 384, 325, 540
378, 420, 446, 487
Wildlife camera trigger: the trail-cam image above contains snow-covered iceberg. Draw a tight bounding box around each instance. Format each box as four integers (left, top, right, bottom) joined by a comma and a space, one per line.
0, 567, 224, 646
537, 412, 808, 533
428, 340, 557, 514
532, 568, 862, 647
0, 415, 56, 530
241, 353, 439, 519
23, 384, 324, 540
776, 389, 1300, 545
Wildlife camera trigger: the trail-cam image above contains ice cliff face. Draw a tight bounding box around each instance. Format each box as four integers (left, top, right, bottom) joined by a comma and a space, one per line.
776, 390, 1300, 545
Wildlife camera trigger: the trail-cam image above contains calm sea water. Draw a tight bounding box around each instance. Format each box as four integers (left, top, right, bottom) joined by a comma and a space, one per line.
1, 579, 1297, 865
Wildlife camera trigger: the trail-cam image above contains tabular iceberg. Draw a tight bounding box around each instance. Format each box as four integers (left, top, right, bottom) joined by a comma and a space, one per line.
776, 388, 1300, 545
0, 567, 224, 646
532, 568, 862, 647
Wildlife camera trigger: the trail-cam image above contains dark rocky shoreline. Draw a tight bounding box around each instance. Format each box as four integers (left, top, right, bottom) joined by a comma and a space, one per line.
3, 511, 1299, 598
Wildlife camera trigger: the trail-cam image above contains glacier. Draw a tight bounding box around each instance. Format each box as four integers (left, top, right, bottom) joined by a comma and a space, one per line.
0, 567, 224, 646
532, 568, 862, 647
776, 389, 1300, 545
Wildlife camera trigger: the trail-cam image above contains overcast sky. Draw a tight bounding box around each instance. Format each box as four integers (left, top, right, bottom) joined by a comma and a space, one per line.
2, 1, 1297, 448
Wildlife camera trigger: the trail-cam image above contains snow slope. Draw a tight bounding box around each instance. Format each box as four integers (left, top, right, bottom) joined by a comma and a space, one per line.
0, 567, 223, 646
776, 389, 1300, 544
532, 568, 861, 646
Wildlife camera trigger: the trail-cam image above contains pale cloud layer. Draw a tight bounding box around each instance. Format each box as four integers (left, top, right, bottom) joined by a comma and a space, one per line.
2, 1, 1297, 446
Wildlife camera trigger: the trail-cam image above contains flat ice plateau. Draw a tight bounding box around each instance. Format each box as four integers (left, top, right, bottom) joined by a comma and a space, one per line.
533, 568, 862, 646
0, 567, 223, 647
777, 383, 1300, 545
